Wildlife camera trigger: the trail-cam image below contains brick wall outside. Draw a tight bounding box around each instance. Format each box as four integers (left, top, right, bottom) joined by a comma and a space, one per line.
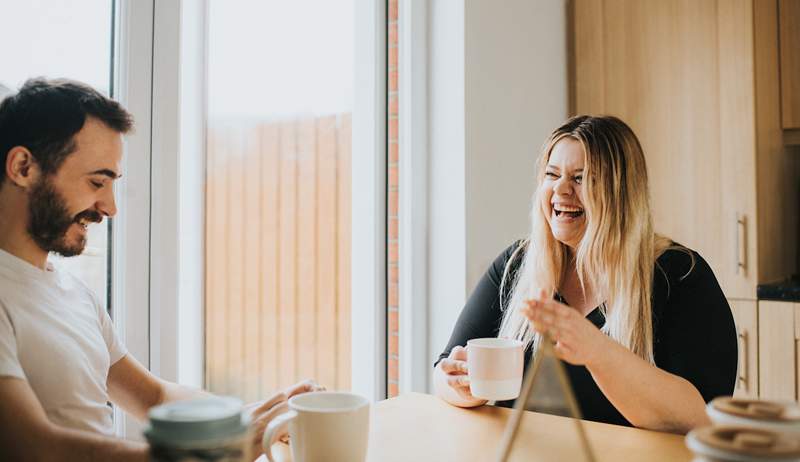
387, 0, 400, 398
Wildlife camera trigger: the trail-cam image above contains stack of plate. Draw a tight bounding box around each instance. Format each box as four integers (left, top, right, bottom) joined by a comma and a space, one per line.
686, 397, 800, 461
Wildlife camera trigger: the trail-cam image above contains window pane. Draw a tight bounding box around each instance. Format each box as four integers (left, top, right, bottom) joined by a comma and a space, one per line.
0, 0, 113, 304
206, 0, 353, 401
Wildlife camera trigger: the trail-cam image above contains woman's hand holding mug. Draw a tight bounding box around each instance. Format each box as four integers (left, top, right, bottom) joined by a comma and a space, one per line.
435, 346, 487, 408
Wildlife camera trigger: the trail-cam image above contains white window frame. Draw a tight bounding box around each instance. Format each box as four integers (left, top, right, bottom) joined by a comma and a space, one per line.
112, 0, 387, 437
398, 0, 429, 393
148, 0, 206, 389
112, 0, 207, 438
111, 0, 155, 438
352, 0, 388, 402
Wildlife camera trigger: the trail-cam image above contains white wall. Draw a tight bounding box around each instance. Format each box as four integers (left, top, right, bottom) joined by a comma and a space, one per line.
427, 0, 568, 389
464, 0, 569, 288
427, 0, 467, 387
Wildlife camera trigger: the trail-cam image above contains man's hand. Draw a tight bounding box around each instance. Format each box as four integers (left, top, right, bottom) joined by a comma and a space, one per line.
244, 379, 323, 460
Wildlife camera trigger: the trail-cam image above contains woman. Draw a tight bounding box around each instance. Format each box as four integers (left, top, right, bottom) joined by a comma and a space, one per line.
434, 115, 737, 434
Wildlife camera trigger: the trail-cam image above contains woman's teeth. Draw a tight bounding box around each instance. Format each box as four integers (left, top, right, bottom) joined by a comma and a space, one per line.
553, 205, 584, 218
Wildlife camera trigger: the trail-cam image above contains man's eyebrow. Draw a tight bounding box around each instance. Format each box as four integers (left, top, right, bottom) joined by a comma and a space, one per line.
88, 169, 122, 179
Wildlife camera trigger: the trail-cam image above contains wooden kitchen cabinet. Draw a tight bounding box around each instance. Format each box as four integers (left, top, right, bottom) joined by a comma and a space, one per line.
730, 300, 758, 398
796, 303, 800, 402
571, 0, 800, 300
779, 0, 800, 130
758, 301, 796, 401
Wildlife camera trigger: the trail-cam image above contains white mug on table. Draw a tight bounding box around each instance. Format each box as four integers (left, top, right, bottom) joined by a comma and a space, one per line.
263, 391, 370, 462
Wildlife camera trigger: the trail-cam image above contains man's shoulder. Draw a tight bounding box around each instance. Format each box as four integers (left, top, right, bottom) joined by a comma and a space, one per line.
49, 260, 97, 295
0, 268, 30, 310
0, 261, 101, 319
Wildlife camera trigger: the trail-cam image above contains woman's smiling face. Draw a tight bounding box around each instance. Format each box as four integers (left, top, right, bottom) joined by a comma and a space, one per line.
540, 138, 587, 248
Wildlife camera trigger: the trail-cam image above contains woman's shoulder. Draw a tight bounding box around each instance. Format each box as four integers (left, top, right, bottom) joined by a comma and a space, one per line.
498, 239, 527, 269
504, 239, 527, 260
655, 242, 715, 287
651, 243, 728, 328
486, 239, 528, 285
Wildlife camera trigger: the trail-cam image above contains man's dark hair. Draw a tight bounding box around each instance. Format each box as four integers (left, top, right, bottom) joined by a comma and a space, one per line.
0, 78, 133, 184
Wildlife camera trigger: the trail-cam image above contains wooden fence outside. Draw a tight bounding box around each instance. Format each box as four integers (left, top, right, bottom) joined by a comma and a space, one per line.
205, 114, 351, 402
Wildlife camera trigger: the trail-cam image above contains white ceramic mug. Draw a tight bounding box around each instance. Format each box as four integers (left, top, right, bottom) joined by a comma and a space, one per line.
262, 391, 370, 462
467, 338, 524, 401
144, 397, 251, 461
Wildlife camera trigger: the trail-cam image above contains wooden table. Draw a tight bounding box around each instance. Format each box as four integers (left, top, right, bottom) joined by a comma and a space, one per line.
365, 392, 693, 461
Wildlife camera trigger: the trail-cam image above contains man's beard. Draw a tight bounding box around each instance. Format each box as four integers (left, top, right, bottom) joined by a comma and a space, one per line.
27, 177, 102, 257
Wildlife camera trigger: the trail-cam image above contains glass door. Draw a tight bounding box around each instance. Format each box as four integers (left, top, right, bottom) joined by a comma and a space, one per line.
205, 0, 355, 400
0, 0, 115, 310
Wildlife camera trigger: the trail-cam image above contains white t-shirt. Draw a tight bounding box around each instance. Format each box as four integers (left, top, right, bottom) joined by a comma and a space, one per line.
0, 248, 127, 435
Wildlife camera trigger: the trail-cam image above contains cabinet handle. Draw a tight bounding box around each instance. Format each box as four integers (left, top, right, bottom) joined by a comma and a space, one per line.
737, 330, 748, 389
736, 214, 747, 274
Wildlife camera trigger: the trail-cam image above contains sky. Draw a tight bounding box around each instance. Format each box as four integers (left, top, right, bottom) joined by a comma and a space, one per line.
0, 0, 112, 92
208, 0, 354, 119
1, 0, 354, 119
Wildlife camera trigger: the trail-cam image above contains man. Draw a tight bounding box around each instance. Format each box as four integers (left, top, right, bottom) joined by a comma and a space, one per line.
0, 78, 312, 461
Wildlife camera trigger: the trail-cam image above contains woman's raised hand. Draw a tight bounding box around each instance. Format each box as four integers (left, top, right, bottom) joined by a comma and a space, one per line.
521, 288, 610, 367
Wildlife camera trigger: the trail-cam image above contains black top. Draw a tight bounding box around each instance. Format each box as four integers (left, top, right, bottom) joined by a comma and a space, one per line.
436, 241, 738, 426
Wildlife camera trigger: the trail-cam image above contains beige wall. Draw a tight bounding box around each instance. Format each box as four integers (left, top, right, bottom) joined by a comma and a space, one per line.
464, 0, 569, 290
427, 0, 568, 388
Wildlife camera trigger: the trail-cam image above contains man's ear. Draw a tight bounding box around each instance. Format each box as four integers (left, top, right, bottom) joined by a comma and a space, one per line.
5, 147, 40, 188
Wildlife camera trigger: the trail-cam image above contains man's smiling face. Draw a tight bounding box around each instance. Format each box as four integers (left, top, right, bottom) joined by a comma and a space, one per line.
26, 117, 122, 257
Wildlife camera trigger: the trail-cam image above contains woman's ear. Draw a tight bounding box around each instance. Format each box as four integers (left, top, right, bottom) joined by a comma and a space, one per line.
5, 146, 40, 188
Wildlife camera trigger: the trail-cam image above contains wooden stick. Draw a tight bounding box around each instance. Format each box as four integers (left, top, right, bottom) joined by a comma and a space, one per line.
495, 334, 596, 462
545, 339, 596, 462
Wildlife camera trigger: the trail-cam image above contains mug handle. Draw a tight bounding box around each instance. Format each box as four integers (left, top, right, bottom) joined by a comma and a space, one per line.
262, 410, 297, 462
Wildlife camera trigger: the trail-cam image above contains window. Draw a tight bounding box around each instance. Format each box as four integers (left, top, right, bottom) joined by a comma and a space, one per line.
205, 0, 354, 400
387, 0, 400, 398
0, 0, 115, 307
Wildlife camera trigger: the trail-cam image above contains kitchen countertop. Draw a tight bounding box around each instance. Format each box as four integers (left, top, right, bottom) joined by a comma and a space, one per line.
757, 275, 800, 302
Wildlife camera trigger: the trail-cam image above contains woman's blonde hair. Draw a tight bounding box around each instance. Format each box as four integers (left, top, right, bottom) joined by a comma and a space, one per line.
498, 115, 677, 364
